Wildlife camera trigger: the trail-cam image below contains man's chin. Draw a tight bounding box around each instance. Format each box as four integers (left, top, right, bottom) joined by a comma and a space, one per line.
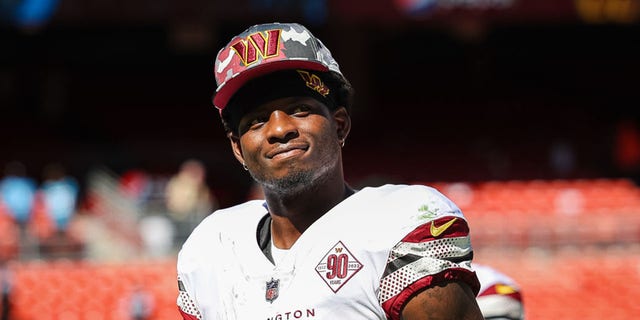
257, 169, 321, 194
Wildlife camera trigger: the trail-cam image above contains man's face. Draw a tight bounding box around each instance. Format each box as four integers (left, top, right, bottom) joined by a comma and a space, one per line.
230, 96, 348, 195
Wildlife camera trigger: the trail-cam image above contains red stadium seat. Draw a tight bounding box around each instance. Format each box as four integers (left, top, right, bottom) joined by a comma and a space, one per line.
8, 259, 179, 320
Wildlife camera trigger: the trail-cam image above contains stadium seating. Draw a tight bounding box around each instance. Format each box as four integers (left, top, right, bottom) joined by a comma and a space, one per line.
3, 178, 640, 319
417, 178, 640, 248
474, 247, 640, 320
5, 250, 640, 320
7, 259, 180, 320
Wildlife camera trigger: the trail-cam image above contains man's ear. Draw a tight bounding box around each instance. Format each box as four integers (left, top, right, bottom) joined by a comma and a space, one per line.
228, 132, 246, 166
333, 107, 351, 143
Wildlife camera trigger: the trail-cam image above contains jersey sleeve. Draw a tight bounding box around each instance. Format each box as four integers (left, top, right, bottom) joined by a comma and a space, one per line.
177, 274, 202, 320
377, 187, 480, 320
176, 225, 207, 320
174, 201, 266, 320
476, 283, 524, 320
475, 264, 524, 320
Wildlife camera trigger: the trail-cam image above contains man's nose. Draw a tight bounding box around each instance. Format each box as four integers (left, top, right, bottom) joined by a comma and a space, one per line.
265, 110, 298, 142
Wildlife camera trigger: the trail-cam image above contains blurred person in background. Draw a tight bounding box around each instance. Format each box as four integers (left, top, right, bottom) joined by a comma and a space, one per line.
473, 263, 524, 320
0, 161, 37, 230
118, 168, 153, 211
36, 163, 85, 259
40, 162, 79, 233
138, 213, 176, 258
165, 159, 216, 246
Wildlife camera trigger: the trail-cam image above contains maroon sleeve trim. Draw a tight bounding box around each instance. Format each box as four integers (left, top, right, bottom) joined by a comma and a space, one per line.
178, 307, 200, 320
402, 216, 470, 243
382, 268, 481, 320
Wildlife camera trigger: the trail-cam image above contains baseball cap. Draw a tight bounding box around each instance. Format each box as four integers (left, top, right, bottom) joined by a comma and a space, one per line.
212, 22, 343, 113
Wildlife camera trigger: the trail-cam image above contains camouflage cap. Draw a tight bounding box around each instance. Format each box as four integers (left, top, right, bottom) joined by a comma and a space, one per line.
212, 22, 343, 113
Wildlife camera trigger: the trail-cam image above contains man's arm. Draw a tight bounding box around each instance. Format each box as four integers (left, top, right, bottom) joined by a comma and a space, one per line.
401, 281, 484, 320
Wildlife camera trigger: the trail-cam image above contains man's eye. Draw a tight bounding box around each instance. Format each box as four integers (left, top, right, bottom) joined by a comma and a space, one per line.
240, 116, 265, 132
249, 117, 266, 127
292, 105, 310, 116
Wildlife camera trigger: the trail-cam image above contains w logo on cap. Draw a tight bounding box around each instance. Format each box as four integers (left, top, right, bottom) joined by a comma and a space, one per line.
230, 29, 282, 66
297, 70, 330, 97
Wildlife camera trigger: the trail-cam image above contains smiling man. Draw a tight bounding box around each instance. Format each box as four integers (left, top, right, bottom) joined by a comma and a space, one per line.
176, 22, 484, 320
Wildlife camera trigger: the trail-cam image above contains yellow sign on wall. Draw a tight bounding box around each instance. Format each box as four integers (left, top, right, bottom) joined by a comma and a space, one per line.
576, 0, 640, 23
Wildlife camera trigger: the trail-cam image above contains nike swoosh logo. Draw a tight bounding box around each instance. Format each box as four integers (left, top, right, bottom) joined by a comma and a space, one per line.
495, 284, 517, 295
430, 217, 458, 237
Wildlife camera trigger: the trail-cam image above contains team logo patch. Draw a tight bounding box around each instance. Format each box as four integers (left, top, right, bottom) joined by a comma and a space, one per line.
297, 70, 330, 97
230, 29, 282, 66
315, 241, 363, 293
265, 278, 280, 303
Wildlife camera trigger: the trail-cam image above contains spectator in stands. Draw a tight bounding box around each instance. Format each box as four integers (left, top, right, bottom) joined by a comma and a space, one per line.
0, 161, 37, 229
40, 163, 79, 232
118, 168, 152, 210
138, 214, 176, 258
473, 263, 525, 320
164, 159, 216, 245
33, 163, 86, 260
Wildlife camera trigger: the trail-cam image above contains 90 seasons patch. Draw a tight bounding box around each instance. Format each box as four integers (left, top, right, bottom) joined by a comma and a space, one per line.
315, 241, 363, 293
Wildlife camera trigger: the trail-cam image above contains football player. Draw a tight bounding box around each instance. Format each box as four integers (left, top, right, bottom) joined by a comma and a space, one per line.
176, 22, 484, 320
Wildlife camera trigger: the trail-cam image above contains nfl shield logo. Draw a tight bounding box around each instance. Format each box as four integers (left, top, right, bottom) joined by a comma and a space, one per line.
265, 278, 279, 303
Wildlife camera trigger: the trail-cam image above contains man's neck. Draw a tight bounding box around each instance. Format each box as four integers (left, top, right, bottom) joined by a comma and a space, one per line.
265, 178, 353, 249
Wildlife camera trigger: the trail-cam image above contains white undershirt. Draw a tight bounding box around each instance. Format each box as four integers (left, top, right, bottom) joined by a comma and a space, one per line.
270, 236, 289, 265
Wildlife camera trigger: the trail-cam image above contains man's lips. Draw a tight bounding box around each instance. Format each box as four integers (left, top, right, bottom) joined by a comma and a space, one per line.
266, 143, 309, 159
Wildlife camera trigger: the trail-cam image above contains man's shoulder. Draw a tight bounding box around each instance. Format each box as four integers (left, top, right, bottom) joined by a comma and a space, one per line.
358, 184, 460, 210
197, 199, 266, 228
216, 199, 267, 215
361, 183, 445, 195
180, 200, 265, 246
345, 184, 465, 226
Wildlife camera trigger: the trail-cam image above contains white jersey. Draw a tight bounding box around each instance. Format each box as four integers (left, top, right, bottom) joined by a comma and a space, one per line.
473, 263, 524, 320
177, 184, 479, 320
